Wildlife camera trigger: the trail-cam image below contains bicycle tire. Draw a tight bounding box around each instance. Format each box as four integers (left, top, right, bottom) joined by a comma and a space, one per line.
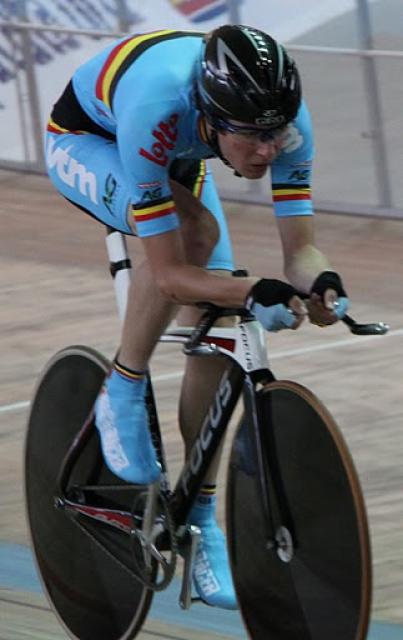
226, 380, 371, 640
25, 345, 153, 640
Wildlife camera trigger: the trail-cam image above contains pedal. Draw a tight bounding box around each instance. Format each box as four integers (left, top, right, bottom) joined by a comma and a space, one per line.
179, 525, 201, 610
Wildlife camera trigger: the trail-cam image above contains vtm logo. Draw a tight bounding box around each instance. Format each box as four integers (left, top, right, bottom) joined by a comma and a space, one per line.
139, 113, 179, 166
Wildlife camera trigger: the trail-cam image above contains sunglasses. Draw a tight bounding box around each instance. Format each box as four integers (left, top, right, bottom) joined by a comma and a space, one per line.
217, 119, 287, 143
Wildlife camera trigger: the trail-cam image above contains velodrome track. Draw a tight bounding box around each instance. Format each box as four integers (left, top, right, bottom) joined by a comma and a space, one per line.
1, 169, 402, 639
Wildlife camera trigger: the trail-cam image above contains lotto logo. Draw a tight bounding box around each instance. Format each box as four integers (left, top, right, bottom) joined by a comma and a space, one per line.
139, 114, 179, 166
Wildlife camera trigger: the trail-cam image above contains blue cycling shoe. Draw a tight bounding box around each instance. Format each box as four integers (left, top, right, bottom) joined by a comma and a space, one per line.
95, 368, 161, 484
189, 496, 238, 610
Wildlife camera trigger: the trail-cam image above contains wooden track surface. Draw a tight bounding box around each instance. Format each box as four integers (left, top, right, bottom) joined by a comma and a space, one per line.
0, 169, 402, 638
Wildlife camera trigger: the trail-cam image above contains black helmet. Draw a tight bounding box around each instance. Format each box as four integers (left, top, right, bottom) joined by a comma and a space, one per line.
196, 25, 301, 129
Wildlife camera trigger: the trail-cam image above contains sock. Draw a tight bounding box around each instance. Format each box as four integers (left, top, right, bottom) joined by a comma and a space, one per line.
197, 484, 216, 504
113, 359, 146, 383
190, 485, 217, 525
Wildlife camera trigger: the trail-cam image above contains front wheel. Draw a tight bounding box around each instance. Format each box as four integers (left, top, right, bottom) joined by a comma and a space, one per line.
25, 346, 153, 640
226, 380, 371, 640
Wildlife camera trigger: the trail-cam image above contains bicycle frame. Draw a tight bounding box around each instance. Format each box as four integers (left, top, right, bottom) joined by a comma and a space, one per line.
55, 312, 274, 526
56, 228, 386, 549
54, 230, 278, 543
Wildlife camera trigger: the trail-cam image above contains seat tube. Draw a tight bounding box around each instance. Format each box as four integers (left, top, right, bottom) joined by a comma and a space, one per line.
105, 228, 132, 323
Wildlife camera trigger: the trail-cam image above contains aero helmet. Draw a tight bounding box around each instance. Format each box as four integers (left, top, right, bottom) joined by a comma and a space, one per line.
197, 25, 301, 129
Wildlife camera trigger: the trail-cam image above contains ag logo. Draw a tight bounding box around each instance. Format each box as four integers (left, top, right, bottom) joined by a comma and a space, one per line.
288, 169, 310, 181
103, 173, 118, 214
140, 186, 162, 202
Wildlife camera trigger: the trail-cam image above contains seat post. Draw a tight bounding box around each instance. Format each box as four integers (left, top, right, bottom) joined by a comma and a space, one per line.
105, 228, 131, 324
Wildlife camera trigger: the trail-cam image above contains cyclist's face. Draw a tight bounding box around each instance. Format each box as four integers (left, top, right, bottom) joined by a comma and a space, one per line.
217, 120, 286, 179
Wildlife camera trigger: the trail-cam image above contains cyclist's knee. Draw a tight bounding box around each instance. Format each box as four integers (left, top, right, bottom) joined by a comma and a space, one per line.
170, 179, 219, 266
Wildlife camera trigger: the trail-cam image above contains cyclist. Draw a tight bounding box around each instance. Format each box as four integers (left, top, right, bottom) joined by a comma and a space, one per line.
45, 25, 349, 610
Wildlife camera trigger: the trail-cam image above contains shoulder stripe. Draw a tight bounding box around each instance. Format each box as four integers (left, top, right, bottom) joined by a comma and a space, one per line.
96, 30, 198, 111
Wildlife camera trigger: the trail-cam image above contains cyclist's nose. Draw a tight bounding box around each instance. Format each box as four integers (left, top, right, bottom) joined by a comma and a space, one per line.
255, 139, 281, 160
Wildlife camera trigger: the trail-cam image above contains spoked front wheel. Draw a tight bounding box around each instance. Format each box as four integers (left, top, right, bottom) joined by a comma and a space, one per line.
25, 346, 154, 640
227, 380, 371, 640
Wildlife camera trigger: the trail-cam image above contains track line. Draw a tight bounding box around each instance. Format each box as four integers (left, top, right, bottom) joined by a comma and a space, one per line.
1, 327, 402, 416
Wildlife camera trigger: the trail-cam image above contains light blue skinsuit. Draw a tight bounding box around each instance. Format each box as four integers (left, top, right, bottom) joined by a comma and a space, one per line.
46, 29, 314, 269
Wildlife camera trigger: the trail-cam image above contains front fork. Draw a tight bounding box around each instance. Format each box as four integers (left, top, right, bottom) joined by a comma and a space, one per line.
241, 373, 296, 563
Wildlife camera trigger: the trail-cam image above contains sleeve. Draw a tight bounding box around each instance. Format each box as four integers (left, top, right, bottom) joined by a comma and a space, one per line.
270, 100, 315, 218
116, 98, 184, 237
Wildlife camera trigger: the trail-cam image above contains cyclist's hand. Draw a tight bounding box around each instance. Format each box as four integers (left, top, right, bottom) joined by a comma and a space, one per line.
308, 271, 350, 326
246, 279, 307, 332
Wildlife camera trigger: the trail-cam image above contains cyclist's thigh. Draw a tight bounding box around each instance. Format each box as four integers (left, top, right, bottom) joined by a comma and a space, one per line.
200, 165, 234, 272
170, 159, 234, 272
45, 131, 132, 234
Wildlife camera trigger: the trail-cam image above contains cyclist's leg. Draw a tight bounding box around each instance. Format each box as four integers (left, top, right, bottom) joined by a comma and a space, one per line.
45, 130, 132, 233
175, 162, 238, 609
105, 167, 221, 483
117, 172, 221, 370
176, 161, 234, 466
45, 130, 162, 483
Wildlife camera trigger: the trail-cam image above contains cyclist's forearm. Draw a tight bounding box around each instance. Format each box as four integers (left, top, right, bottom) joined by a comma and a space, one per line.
156, 263, 257, 307
284, 245, 331, 293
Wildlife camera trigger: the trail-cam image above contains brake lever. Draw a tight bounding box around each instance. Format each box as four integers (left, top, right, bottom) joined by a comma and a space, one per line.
297, 291, 389, 336
342, 314, 389, 336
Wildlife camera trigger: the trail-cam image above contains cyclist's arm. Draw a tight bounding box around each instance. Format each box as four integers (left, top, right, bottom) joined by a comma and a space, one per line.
277, 215, 331, 294
140, 230, 306, 327
116, 101, 256, 305
141, 228, 256, 307
272, 101, 343, 322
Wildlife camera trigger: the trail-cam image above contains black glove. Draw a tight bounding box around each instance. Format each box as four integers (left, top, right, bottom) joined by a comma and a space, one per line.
246, 278, 298, 309
310, 271, 350, 320
310, 271, 347, 300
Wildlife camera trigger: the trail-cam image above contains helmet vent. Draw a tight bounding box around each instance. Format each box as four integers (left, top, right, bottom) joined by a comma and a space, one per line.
216, 37, 265, 95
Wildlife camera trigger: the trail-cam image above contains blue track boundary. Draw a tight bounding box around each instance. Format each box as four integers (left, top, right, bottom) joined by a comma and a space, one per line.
1, 543, 402, 639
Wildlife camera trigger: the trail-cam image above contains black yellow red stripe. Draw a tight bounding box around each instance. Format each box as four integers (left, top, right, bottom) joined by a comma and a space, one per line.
200, 485, 216, 496
114, 361, 145, 381
132, 197, 176, 223
47, 117, 86, 135
95, 30, 188, 111
192, 159, 207, 200
197, 115, 209, 145
272, 184, 311, 202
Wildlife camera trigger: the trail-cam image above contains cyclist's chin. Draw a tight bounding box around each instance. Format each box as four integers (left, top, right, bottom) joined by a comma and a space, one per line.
242, 163, 270, 179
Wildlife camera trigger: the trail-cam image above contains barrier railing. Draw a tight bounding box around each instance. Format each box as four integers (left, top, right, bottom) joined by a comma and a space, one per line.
1, 19, 402, 219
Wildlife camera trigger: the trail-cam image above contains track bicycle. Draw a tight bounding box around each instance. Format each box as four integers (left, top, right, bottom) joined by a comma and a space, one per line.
25, 229, 388, 640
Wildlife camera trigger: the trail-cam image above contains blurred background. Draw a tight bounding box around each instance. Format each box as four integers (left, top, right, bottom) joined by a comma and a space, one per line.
0, 2, 402, 639
0, 0, 402, 218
